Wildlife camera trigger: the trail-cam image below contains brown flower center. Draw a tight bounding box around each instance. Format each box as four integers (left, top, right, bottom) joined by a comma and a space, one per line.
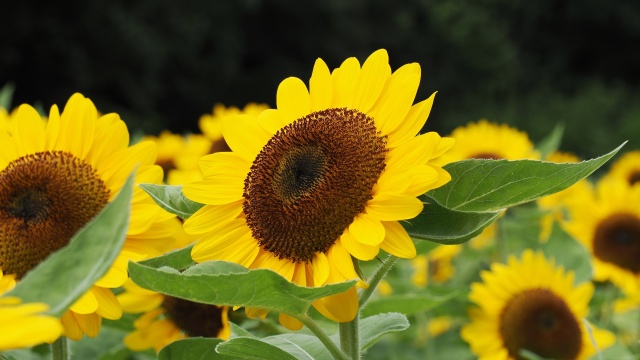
628, 171, 640, 186
243, 108, 387, 263
162, 296, 226, 338
593, 213, 640, 273
0, 151, 109, 278
500, 288, 582, 360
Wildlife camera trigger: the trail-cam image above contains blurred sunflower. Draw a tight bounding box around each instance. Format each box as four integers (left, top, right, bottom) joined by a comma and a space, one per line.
0, 296, 63, 350
143, 130, 212, 185
117, 279, 230, 353
537, 151, 592, 241
199, 103, 269, 153
0, 93, 180, 340
411, 245, 462, 286
602, 150, 640, 187
461, 250, 615, 359
563, 177, 640, 295
183, 49, 454, 329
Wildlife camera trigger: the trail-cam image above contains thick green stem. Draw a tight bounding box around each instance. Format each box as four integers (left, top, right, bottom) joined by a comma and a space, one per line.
297, 314, 349, 360
51, 336, 70, 360
339, 314, 360, 359
359, 254, 398, 307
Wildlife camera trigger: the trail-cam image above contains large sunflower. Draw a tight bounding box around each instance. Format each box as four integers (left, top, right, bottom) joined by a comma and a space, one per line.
183, 49, 454, 329
117, 279, 230, 353
0, 93, 181, 340
461, 250, 615, 360
563, 177, 640, 295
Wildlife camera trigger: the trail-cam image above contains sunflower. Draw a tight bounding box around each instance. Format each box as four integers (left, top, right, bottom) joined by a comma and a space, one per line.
0, 93, 181, 340
199, 103, 270, 153
537, 151, 593, 241
116, 279, 230, 353
563, 177, 640, 296
411, 245, 462, 287
183, 49, 454, 329
461, 250, 615, 360
143, 130, 212, 185
602, 150, 640, 187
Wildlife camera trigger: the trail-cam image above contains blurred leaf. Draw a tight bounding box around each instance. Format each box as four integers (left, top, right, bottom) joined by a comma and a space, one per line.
138, 184, 204, 219
406, 198, 503, 244
540, 223, 593, 284
7, 173, 133, 316
359, 313, 410, 351
427, 143, 625, 212
535, 123, 565, 159
158, 338, 231, 360
0, 82, 15, 110
140, 244, 195, 270
230, 323, 257, 338
261, 334, 330, 359
361, 291, 459, 317
128, 260, 356, 317
216, 337, 298, 360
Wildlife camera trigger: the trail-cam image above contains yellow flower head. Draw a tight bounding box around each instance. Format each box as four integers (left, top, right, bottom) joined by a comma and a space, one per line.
117, 280, 230, 353
0, 93, 181, 340
183, 49, 454, 329
411, 245, 462, 287
461, 250, 615, 360
602, 150, 640, 187
433, 119, 538, 166
563, 176, 640, 295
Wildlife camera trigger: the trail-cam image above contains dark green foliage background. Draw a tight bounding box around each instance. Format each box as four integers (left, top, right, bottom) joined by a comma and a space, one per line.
1, 0, 638, 159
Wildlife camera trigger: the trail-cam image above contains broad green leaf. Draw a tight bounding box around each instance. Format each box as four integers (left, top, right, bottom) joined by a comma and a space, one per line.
138, 183, 204, 219
540, 223, 592, 284
158, 338, 231, 360
128, 260, 356, 317
7, 173, 133, 316
427, 143, 624, 212
216, 337, 298, 360
0, 82, 15, 109
535, 123, 565, 159
406, 197, 503, 244
361, 291, 458, 317
359, 313, 410, 351
261, 334, 330, 360
140, 244, 195, 270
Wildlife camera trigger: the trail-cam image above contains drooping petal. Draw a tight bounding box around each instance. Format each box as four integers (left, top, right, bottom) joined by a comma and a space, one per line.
348, 213, 385, 246
366, 193, 424, 221
340, 229, 378, 261
380, 221, 416, 259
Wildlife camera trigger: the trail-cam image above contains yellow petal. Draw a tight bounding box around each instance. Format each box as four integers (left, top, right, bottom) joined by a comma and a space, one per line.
85, 114, 129, 170
222, 115, 272, 161
69, 290, 99, 314
309, 58, 333, 112
183, 202, 243, 235
311, 252, 330, 286
92, 287, 122, 320
340, 229, 378, 261
250, 250, 296, 282
199, 151, 251, 178
277, 77, 311, 125
44, 104, 61, 150
327, 240, 359, 280
351, 49, 391, 113
61, 311, 83, 341
73, 312, 101, 338
366, 194, 423, 221
14, 104, 45, 155
313, 286, 358, 323
380, 221, 416, 258
57, 93, 97, 159
349, 213, 385, 246
368, 63, 421, 135
183, 178, 244, 205
279, 313, 304, 331
387, 92, 436, 148
331, 57, 361, 108
100, 141, 157, 196
258, 109, 288, 134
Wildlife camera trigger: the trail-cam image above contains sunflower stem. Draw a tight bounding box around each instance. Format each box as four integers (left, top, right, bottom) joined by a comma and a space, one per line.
297, 314, 349, 360
51, 336, 71, 360
358, 254, 398, 307
339, 315, 360, 359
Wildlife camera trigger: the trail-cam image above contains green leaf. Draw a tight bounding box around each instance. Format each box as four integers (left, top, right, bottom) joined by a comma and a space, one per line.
230, 322, 257, 338
427, 143, 625, 212
361, 291, 458, 318
138, 184, 204, 219
535, 123, 565, 159
0, 82, 15, 110
216, 337, 298, 360
540, 223, 593, 284
405, 197, 503, 244
128, 260, 356, 317
157, 338, 231, 360
359, 313, 410, 351
261, 334, 330, 360
139, 244, 195, 270
7, 173, 133, 316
